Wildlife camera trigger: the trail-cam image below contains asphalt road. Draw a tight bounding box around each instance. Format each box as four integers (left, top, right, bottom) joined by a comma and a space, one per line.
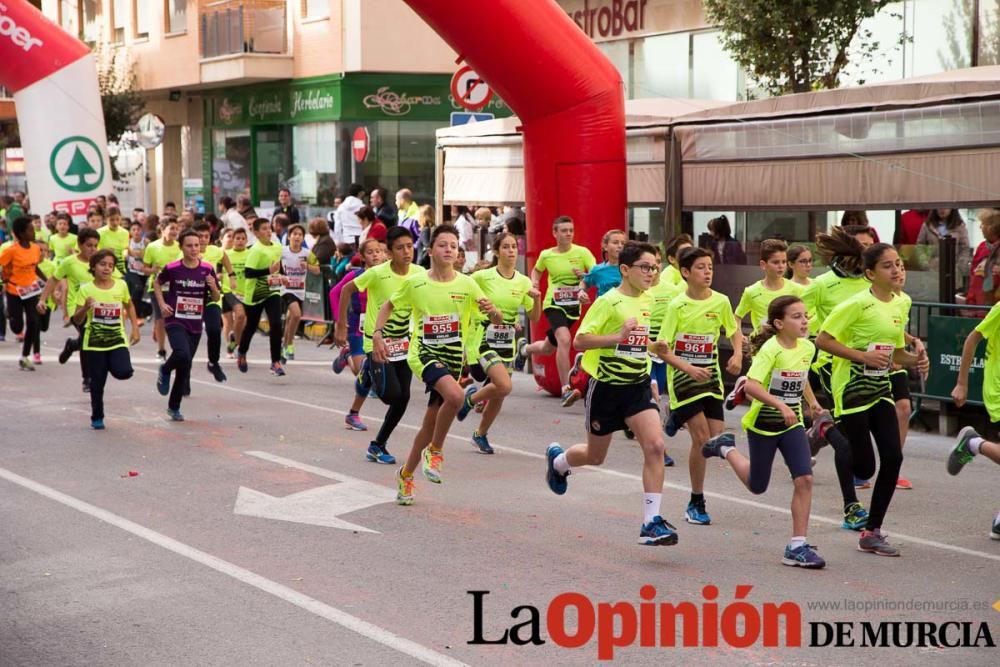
1, 333, 998, 666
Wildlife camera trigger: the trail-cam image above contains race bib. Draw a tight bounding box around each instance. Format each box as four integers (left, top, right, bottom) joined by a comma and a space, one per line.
385, 337, 410, 362
553, 286, 580, 307
16, 281, 43, 300
175, 295, 204, 320
285, 272, 306, 290
267, 274, 284, 291
423, 314, 460, 345
864, 343, 895, 377
769, 369, 806, 404
485, 323, 515, 349
615, 326, 649, 359
675, 333, 715, 365
93, 302, 122, 325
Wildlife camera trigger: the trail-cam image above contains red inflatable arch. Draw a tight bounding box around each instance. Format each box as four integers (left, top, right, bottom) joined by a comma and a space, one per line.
403, 0, 628, 396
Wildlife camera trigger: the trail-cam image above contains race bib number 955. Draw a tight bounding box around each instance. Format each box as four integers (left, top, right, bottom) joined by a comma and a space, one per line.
423, 314, 460, 345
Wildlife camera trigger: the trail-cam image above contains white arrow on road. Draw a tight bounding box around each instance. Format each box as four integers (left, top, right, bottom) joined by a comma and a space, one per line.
234, 451, 396, 533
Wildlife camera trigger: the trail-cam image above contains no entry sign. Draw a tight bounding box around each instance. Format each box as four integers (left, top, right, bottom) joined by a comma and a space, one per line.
450, 65, 494, 112
352, 126, 369, 162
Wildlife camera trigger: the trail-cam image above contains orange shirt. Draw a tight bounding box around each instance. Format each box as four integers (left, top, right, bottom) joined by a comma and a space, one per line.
0, 243, 42, 294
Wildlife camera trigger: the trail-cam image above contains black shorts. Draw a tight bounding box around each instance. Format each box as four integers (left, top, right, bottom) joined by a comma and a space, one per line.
584, 378, 658, 436
222, 293, 243, 313
671, 396, 724, 427
544, 308, 576, 346
890, 370, 911, 402
421, 361, 453, 407
282, 293, 303, 311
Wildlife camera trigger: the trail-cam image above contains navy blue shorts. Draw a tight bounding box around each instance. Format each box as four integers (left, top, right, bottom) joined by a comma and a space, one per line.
348, 333, 364, 357
746, 426, 813, 495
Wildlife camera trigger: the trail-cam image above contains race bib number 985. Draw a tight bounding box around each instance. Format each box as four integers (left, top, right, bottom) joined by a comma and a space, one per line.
769, 369, 805, 404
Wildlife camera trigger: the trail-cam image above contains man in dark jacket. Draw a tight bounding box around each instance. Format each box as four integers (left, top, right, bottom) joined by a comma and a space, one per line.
370, 186, 398, 228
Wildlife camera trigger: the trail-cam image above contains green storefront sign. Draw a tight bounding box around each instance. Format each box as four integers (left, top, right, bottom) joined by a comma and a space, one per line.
925, 315, 986, 404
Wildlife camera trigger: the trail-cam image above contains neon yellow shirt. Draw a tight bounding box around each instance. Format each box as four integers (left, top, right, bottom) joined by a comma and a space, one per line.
223, 248, 248, 298
79, 279, 130, 351
742, 336, 815, 435
353, 261, 424, 354
142, 239, 182, 292
97, 225, 130, 274
735, 279, 804, 333
469, 266, 534, 362
975, 302, 1000, 421
243, 241, 283, 306
578, 288, 654, 385
535, 244, 596, 317
49, 233, 77, 263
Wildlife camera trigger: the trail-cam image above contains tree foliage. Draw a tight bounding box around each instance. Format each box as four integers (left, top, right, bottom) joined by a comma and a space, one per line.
704, 0, 897, 95
95, 43, 144, 144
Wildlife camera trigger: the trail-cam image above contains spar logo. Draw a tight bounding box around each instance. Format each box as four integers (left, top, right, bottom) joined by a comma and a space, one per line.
0, 2, 43, 52
49, 136, 105, 193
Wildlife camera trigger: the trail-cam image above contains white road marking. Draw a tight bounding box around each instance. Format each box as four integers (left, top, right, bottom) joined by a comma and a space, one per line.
234, 452, 396, 533
0, 465, 468, 667
0, 354, 331, 366
134, 367, 1000, 565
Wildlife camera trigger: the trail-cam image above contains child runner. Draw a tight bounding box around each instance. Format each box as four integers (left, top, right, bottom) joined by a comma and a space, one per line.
0, 217, 45, 370
656, 247, 743, 526
946, 428, 1000, 539
124, 220, 148, 323
237, 218, 285, 376
97, 207, 130, 275
816, 243, 928, 556
545, 241, 679, 546
195, 221, 235, 382
519, 216, 596, 406
703, 295, 826, 568
222, 228, 249, 357
889, 265, 924, 490
458, 232, 542, 454
49, 214, 77, 264
786, 245, 813, 289
74, 249, 140, 429
281, 224, 310, 361
374, 224, 501, 505
647, 245, 687, 466
143, 220, 182, 362
154, 229, 220, 421
338, 226, 424, 461
662, 234, 693, 288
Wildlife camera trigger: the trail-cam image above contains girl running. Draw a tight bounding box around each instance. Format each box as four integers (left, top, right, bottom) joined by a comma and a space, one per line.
74, 249, 140, 429
816, 243, 928, 556
0, 217, 44, 370
237, 218, 285, 376
703, 295, 825, 568
281, 224, 310, 361
456, 232, 542, 454
222, 228, 249, 357
786, 245, 813, 288
662, 234, 693, 287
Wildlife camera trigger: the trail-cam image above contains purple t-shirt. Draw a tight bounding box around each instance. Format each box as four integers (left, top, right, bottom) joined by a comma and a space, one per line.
157, 260, 217, 334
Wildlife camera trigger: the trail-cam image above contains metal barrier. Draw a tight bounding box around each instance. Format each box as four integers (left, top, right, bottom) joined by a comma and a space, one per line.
303, 267, 332, 342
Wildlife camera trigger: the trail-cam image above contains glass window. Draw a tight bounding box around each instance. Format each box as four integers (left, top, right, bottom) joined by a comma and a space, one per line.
212, 128, 251, 203
907, 0, 972, 76
838, 2, 905, 86
596, 41, 632, 98
629, 208, 666, 246
80, 0, 100, 44
633, 33, 688, 100
113, 0, 126, 44
979, 0, 1000, 65
690, 32, 739, 101
254, 126, 293, 205
134, 0, 152, 38
60, 0, 78, 36
291, 122, 338, 206
302, 0, 329, 19
167, 0, 186, 34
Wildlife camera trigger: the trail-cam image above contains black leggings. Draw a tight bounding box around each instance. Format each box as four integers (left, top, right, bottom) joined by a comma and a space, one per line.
6, 293, 40, 358
809, 368, 859, 509
837, 400, 903, 531
204, 304, 223, 365
363, 356, 413, 448
0, 291, 5, 336
238, 296, 282, 363
68, 320, 90, 381
164, 325, 201, 411
35, 308, 50, 354
88, 347, 134, 421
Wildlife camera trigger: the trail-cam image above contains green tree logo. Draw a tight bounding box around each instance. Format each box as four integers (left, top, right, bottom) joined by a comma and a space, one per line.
49, 136, 105, 193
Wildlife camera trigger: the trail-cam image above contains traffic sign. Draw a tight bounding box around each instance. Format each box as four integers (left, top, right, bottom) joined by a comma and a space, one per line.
450, 65, 494, 112
352, 126, 369, 162
450, 112, 495, 127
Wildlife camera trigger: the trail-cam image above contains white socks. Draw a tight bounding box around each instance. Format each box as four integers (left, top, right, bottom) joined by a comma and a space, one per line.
719, 444, 735, 458
553, 452, 571, 475
643, 493, 662, 524
788, 536, 807, 550
968, 437, 983, 455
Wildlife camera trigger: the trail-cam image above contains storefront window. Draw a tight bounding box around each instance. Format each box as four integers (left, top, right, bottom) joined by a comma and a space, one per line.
691, 31, 740, 101
212, 128, 251, 203
255, 126, 293, 205
633, 33, 688, 99
291, 122, 338, 206
629, 208, 666, 246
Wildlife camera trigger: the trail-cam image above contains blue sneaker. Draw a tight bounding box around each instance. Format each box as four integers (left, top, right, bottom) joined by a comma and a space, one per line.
664, 410, 680, 437
156, 364, 169, 396
842, 502, 869, 531
90, 419, 105, 430
638, 516, 679, 546
702, 432, 736, 459
166, 408, 185, 422
345, 413, 368, 431
366, 442, 396, 464
332, 346, 350, 374
685, 499, 711, 525
854, 476, 871, 489
472, 431, 494, 455
455, 386, 477, 422
782, 543, 826, 569
270, 362, 286, 377
663, 453, 675, 467
545, 443, 569, 495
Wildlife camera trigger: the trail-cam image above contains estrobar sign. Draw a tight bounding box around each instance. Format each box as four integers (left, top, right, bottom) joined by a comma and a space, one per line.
565, 0, 648, 40
0, 2, 43, 52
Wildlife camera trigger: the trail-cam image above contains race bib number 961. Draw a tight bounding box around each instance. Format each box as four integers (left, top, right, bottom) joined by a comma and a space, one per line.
675, 333, 715, 365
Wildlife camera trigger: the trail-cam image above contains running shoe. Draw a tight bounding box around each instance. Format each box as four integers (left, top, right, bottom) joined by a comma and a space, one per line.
895, 477, 913, 490
366, 442, 396, 464
638, 516, 679, 546
59, 338, 74, 364
853, 477, 871, 489
858, 529, 899, 557
345, 413, 368, 431
842, 502, 869, 531
421, 446, 444, 483
90, 419, 105, 430
572, 351, 583, 374
227, 339, 238, 355
166, 408, 185, 422
207, 362, 227, 383
513, 338, 527, 372
270, 362, 286, 377
332, 346, 350, 374
285, 344, 295, 361
685, 499, 711, 525
701, 431, 736, 459
396, 466, 414, 505
991, 513, 1000, 540
18, 357, 35, 371
237, 354, 248, 373
663, 453, 675, 467
807, 410, 833, 455
456, 386, 477, 422
724, 375, 747, 410
624, 427, 635, 440
32, 353, 42, 365
947, 426, 979, 475
545, 443, 569, 495
157, 349, 167, 362
0, 334, 5, 342
82, 378, 90, 393
663, 410, 680, 438
782, 543, 826, 569
471, 431, 494, 455
560, 386, 581, 408
156, 364, 169, 396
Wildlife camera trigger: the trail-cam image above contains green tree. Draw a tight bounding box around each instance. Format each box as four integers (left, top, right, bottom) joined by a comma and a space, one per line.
704, 0, 897, 95
95, 43, 144, 144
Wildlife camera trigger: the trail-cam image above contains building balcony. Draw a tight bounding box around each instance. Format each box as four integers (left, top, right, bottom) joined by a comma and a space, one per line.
199, 0, 292, 85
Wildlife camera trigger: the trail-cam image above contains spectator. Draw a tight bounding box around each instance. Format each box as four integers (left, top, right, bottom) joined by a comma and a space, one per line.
357, 206, 387, 244
966, 209, 1000, 308
236, 195, 255, 220
218, 196, 250, 241
272, 213, 290, 245
841, 210, 869, 227
452, 205, 476, 253
332, 183, 365, 245
395, 188, 419, 221
474, 207, 493, 259
370, 187, 398, 228
706, 214, 746, 265
916, 208, 971, 274
275, 187, 300, 224
163, 201, 177, 216
898, 209, 928, 246
308, 217, 336, 266
416, 204, 435, 267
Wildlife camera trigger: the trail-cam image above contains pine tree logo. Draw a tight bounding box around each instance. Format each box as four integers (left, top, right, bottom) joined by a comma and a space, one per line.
49, 136, 105, 193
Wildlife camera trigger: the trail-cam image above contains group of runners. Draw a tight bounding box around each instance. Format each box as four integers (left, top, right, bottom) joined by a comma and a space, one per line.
4, 208, 999, 568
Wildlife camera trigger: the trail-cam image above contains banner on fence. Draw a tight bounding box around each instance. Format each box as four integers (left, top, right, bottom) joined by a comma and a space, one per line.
925, 315, 986, 403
